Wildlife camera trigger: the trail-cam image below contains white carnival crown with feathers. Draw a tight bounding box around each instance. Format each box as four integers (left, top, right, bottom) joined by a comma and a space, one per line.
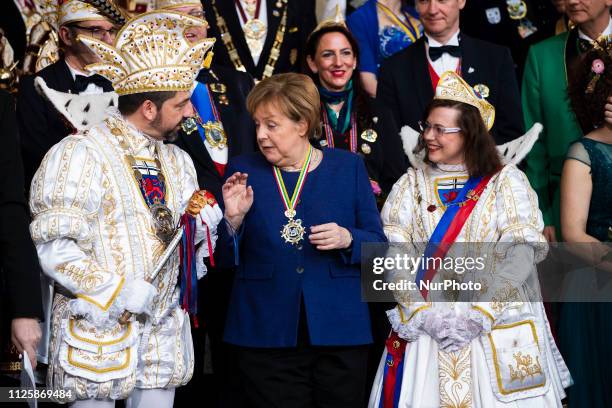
401, 70, 541, 167
78, 10, 215, 96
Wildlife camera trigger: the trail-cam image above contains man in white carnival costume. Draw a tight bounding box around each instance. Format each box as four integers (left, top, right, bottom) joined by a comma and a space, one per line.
29, 10, 221, 407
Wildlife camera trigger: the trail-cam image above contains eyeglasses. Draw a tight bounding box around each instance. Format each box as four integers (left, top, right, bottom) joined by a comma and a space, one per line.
418, 120, 461, 137
69, 24, 118, 40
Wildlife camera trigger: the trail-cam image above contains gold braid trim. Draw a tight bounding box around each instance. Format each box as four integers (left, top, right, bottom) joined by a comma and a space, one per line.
262, 6, 287, 79
212, 0, 246, 73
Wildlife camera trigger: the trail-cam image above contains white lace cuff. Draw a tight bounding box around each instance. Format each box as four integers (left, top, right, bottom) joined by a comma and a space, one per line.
386, 306, 428, 342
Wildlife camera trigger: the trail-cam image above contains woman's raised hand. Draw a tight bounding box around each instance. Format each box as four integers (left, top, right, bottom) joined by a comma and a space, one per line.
222, 172, 254, 230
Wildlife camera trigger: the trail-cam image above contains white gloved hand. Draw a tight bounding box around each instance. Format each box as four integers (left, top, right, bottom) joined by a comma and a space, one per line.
422, 309, 456, 345
195, 203, 223, 242
440, 314, 485, 353
194, 203, 223, 278
123, 280, 157, 316
422, 309, 484, 353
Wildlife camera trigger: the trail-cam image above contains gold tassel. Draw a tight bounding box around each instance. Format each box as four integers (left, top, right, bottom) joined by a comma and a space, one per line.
203, 51, 214, 69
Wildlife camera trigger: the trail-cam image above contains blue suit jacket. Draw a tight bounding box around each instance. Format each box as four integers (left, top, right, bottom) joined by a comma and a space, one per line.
220, 148, 386, 347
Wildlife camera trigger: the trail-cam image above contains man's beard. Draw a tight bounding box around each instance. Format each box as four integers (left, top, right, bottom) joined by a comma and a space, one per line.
163, 127, 180, 142
151, 114, 180, 142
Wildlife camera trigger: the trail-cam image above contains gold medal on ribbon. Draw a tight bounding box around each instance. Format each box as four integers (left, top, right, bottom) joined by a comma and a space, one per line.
236, 0, 266, 59
281, 218, 305, 245
273, 146, 314, 245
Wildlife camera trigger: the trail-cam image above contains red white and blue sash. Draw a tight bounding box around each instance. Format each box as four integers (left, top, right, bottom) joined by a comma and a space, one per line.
415, 174, 494, 300
379, 172, 495, 408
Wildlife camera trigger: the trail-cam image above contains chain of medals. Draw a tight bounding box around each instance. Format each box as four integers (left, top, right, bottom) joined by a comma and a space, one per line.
376, 1, 421, 43
109, 122, 176, 244
321, 108, 357, 153
235, 0, 266, 62
212, 0, 287, 80
272, 145, 313, 245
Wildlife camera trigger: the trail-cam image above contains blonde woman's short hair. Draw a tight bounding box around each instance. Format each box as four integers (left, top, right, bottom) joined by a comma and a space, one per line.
246, 73, 322, 140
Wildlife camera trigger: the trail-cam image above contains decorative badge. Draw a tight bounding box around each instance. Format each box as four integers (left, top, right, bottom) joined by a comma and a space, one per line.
361, 143, 371, 155
485, 7, 501, 25
202, 120, 227, 149
281, 218, 305, 245
507, 0, 527, 20
181, 117, 198, 135
151, 203, 175, 243
210, 83, 227, 93
473, 84, 490, 99
361, 128, 378, 143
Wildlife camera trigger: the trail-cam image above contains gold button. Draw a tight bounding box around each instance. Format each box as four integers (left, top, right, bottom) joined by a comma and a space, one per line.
393, 340, 401, 349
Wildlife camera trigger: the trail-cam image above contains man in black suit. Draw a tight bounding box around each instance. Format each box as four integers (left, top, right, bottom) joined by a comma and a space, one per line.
376, 0, 523, 193
16, 0, 121, 186
204, 0, 316, 81
156, 2, 256, 406
0, 90, 43, 374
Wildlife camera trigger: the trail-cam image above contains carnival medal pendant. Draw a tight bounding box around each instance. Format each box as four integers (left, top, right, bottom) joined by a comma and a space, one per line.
181, 117, 198, 135
203, 120, 228, 149
151, 203, 175, 244
273, 146, 314, 246
280, 209, 305, 245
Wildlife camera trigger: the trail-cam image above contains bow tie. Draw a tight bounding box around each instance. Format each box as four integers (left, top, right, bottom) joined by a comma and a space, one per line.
74, 74, 112, 93
428, 45, 461, 61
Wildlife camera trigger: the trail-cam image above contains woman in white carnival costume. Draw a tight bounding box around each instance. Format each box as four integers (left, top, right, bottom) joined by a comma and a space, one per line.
368, 71, 572, 408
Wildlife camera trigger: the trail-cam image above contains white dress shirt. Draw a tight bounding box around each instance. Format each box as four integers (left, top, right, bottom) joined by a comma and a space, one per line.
578, 16, 612, 42
425, 30, 461, 77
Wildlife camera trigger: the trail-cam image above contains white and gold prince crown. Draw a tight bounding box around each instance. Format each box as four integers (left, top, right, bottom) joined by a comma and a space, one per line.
59, 0, 106, 25
79, 10, 215, 95
434, 71, 495, 130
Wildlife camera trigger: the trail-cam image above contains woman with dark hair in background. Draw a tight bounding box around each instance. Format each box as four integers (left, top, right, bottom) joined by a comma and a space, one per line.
305, 17, 384, 198
559, 38, 612, 408
347, 0, 422, 97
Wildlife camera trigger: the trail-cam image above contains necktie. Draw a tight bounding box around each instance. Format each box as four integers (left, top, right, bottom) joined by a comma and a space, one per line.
428, 45, 461, 61
73, 74, 112, 93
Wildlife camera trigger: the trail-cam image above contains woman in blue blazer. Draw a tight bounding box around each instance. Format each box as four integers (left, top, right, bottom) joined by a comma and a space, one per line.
220, 73, 386, 407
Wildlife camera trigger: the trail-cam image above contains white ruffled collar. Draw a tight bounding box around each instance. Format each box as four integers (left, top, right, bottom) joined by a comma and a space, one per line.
435, 162, 467, 172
